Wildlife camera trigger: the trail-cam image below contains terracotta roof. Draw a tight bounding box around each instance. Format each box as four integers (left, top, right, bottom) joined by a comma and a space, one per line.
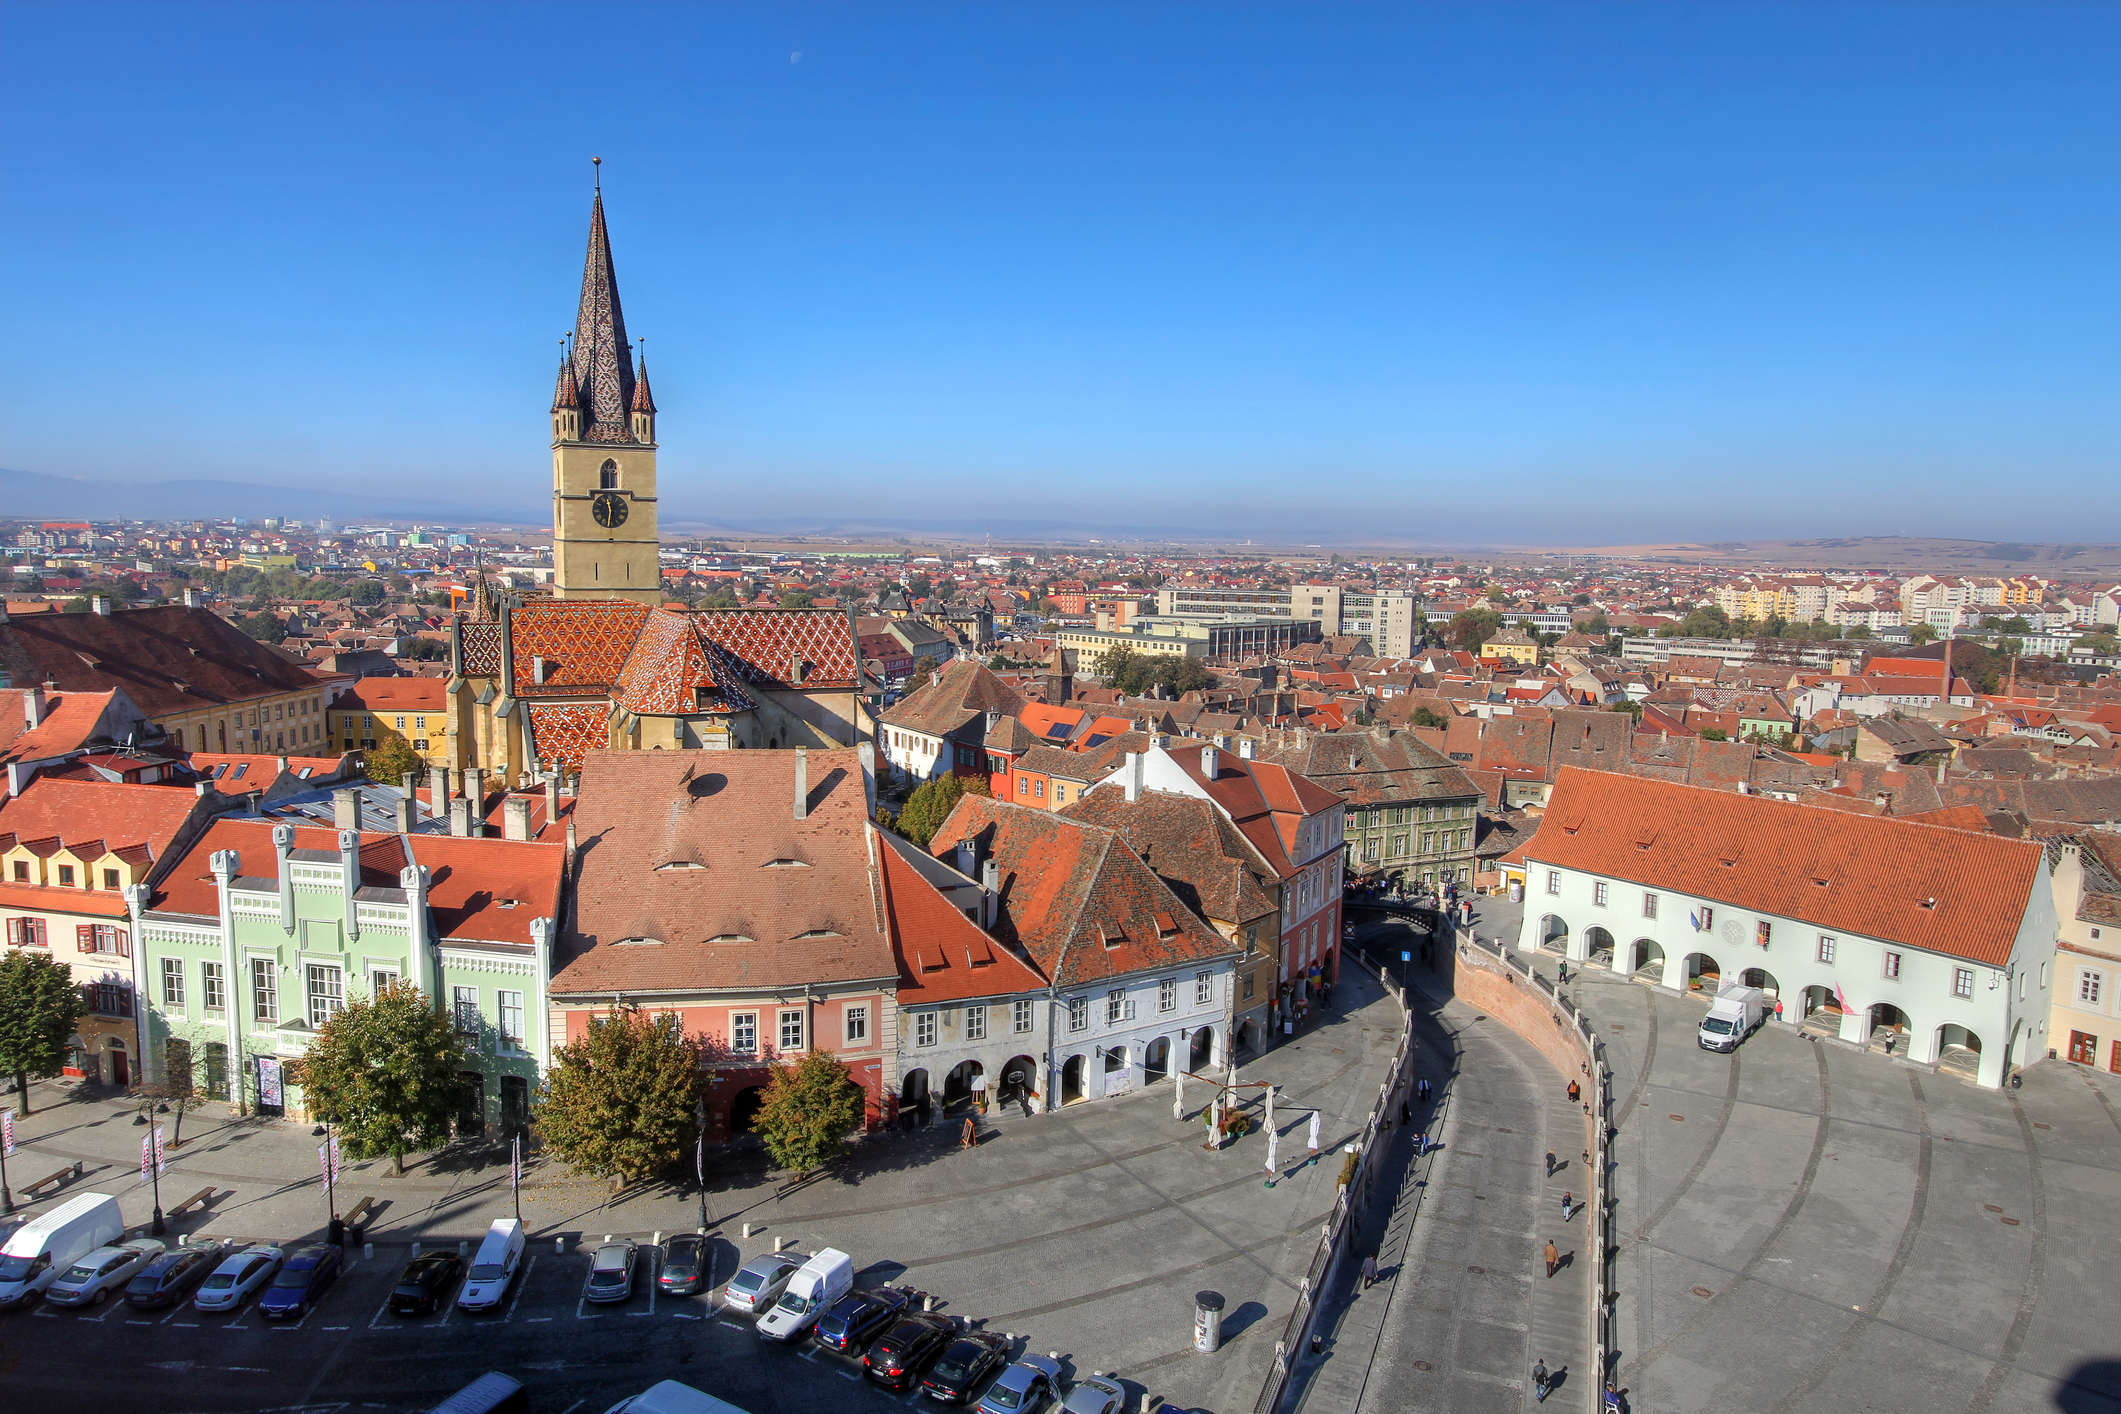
330, 677, 448, 712
0, 688, 124, 766
0, 605, 325, 717
880, 840, 1047, 1002
187, 752, 345, 793
1159, 741, 1340, 877
552, 749, 896, 995
0, 777, 202, 878
927, 795, 1236, 987
1059, 789, 1278, 925
879, 659, 1026, 740
1521, 767, 2044, 966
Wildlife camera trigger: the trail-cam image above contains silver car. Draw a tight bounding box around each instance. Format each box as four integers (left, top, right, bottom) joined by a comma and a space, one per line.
44, 1239, 165, 1308
193, 1244, 283, 1312
721, 1252, 802, 1316
975, 1355, 1064, 1414
1060, 1374, 1125, 1414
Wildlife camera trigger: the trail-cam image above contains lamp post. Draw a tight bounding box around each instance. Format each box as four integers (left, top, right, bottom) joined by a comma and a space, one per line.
693, 1094, 711, 1233
314, 1122, 338, 1239
149, 1124, 166, 1235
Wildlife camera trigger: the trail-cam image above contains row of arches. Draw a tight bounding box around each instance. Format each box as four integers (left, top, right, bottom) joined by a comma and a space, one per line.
1534, 912, 2010, 1084
899, 1027, 1227, 1116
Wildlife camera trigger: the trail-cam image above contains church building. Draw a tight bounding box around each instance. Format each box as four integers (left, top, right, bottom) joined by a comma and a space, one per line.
445, 180, 866, 779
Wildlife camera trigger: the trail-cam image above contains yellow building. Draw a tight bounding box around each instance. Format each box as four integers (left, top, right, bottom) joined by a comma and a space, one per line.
325, 677, 451, 767
549, 183, 660, 605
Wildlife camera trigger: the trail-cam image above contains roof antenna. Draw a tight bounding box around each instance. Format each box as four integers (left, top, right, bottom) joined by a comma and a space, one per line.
592, 155, 601, 192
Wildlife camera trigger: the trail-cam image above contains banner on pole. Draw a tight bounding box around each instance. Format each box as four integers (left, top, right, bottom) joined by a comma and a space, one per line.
513, 1134, 523, 1189
141, 1134, 154, 1184
1, 1108, 13, 1157
319, 1137, 341, 1186
153, 1124, 166, 1176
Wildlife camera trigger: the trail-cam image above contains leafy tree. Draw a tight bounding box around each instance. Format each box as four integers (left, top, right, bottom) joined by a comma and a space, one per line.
1037, 597, 1062, 615
1580, 613, 1610, 636
537, 1006, 701, 1189
364, 734, 423, 786
1846, 624, 1873, 640
752, 1050, 866, 1177
780, 589, 816, 609
0, 951, 86, 1114
386, 573, 413, 593
1999, 616, 2033, 634
299, 982, 470, 1174
897, 773, 991, 847
906, 574, 933, 600
237, 610, 287, 643
2083, 630, 2119, 655
1698, 727, 1729, 741
1678, 606, 1732, 639
350, 579, 386, 606
1410, 705, 1449, 729
1572, 593, 1591, 605
1908, 624, 1938, 645
1444, 608, 1501, 650
1485, 587, 1508, 604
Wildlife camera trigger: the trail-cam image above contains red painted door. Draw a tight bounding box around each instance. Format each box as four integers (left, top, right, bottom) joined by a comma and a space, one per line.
2069, 1031, 2097, 1065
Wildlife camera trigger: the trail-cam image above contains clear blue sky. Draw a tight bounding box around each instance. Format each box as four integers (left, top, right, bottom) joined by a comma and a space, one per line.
5, 4, 2118, 544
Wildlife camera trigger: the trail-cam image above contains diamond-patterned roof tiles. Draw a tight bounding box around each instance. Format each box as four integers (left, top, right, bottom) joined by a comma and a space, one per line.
569, 189, 639, 444
696, 609, 859, 690
526, 703, 611, 774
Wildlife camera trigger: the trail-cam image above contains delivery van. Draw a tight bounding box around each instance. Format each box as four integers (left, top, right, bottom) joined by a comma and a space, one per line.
456, 1219, 526, 1312
1698, 984, 1767, 1053
754, 1247, 854, 1342
603, 1380, 751, 1414
0, 1192, 124, 1308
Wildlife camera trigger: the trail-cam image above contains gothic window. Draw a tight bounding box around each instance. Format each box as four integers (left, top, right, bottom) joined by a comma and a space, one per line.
600, 459, 619, 490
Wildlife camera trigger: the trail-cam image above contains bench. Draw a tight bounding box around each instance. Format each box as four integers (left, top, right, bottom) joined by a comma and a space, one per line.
17, 1161, 82, 1200
169, 1186, 218, 1219
342, 1195, 379, 1240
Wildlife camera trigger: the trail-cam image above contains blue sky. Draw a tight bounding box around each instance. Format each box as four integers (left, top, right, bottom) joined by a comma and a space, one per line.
5, 4, 2118, 544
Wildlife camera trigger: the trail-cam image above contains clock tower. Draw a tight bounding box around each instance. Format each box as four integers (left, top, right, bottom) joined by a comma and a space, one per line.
550, 177, 660, 603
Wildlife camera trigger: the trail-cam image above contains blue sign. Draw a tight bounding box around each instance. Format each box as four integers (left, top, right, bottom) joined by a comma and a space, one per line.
1401, 951, 1412, 962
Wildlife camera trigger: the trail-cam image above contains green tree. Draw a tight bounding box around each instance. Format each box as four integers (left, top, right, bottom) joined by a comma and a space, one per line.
1444, 608, 1502, 650
897, 774, 991, 847
350, 579, 386, 606
1410, 705, 1448, 729
1699, 726, 1729, 741
1908, 624, 1938, 646
0, 951, 87, 1115
1580, 613, 1610, 636
299, 982, 471, 1175
1485, 587, 1508, 604
536, 1006, 701, 1189
752, 1050, 866, 1177
364, 734, 423, 785
1846, 624, 1873, 640
237, 610, 287, 643
386, 573, 413, 593
779, 589, 816, 609
1678, 606, 1733, 638
1999, 616, 2032, 634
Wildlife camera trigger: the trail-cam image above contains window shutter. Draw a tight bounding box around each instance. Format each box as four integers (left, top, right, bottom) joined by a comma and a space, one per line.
77, 924, 95, 951
4, 919, 17, 946
116, 928, 131, 958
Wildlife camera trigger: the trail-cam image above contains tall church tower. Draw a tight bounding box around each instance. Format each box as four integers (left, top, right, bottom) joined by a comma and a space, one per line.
550, 176, 660, 603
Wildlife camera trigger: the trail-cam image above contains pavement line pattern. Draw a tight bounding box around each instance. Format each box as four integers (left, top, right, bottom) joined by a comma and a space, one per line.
1633, 1041, 1741, 1243
1965, 1092, 2051, 1414
1762, 1069, 1934, 1414
984, 1218, 1322, 1326
2083, 1071, 2121, 1142
1610, 982, 1659, 1131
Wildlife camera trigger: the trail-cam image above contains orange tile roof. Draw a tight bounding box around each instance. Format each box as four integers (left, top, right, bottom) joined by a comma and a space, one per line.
0, 689, 120, 766
1521, 767, 2043, 966
331, 677, 448, 712
880, 842, 1047, 1002
0, 777, 202, 873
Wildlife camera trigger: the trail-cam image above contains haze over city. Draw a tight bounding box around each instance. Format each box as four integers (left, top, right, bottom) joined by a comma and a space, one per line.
6, 4, 2120, 543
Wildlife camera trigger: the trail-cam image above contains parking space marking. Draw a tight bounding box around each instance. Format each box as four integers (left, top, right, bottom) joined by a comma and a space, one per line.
671, 1310, 702, 1320
160, 1304, 193, 1325
524, 1315, 554, 1322
79, 1300, 124, 1323
126, 1318, 155, 1326
367, 1290, 397, 1331
800, 1347, 821, 1362
839, 1369, 861, 1381
501, 1253, 538, 1322
170, 1319, 199, 1328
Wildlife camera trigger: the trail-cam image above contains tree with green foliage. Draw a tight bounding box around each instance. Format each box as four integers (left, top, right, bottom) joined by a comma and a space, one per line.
2083, 630, 2120, 655
1908, 624, 1938, 646
1485, 587, 1508, 604
1093, 647, 1213, 697
1410, 705, 1449, 729
1678, 606, 1733, 639
1999, 616, 2033, 635
780, 589, 816, 609
1444, 608, 1502, 650
897, 773, 991, 847
299, 981, 471, 1175
1846, 624, 1873, 640
363, 735, 423, 787
752, 1050, 867, 1177
1580, 613, 1610, 637
1699, 727, 1729, 741
537, 1006, 702, 1189
0, 951, 87, 1115
350, 579, 386, 606
237, 610, 287, 643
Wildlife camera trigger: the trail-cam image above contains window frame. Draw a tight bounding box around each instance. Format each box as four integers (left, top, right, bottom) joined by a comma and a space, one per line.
1067, 997, 1089, 1033
497, 989, 525, 1048
914, 1010, 937, 1048
1592, 881, 1609, 907
1158, 978, 1177, 1014
452, 985, 480, 1035
1953, 968, 1975, 1000
306, 964, 346, 1028
1012, 998, 1034, 1034
730, 1011, 758, 1054
964, 1005, 986, 1042
201, 960, 225, 1014
250, 957, 278, 1024
160, 957, 185, 1009
1882, 950, 1902, 981
1105, 987, 1126, 1026
844, 1003, 870, 1046
1642, 892, 1659, 920
1545, 869, 1561, 896
778, 1008, 806, 1054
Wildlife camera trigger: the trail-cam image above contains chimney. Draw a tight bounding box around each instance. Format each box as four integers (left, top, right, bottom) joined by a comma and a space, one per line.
23, 686, 46, 729
91, 595, 111, 617
182, 587, 201, 608
503, 796, 534, 842
1213, 731, 1229, 750
273, 822, 297, 935
401, 771, 417, 799
564, 815, 577, 853
532, 654, 547, 685
1238, 736, 1255, 761
332, 787, 361, 831
428, 766, 450, 817
276, 754, 290, 775
448, 797, 475, 837
193, 780, 210, 798
464, 767, 485, 807
981, 858, 1000, 930
1936, 755, 1948, 785
955, 839, 975, 877
394, 792, 416, 833
338, 828, 362, 941
543, 771, 560, 821
1124, 750, 1143, 803
1201, 745, 1219, 778
793, 746, 809, 821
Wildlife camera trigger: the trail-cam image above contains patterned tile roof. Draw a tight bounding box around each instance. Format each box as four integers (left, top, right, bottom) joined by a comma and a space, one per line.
512, 600, 653, 695
526, 703, 611, 774
568, 188, 640, 444
695, 609, 860, 690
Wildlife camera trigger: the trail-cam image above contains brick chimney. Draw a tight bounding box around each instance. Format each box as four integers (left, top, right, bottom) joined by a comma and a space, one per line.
503, 797, 534, 842
332, 788, 361, 831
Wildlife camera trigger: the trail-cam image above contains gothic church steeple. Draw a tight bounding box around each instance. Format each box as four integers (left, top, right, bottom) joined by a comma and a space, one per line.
568, 185, 640, 444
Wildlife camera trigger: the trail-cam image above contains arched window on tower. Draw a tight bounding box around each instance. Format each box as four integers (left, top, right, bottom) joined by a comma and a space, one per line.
600, 459, 619, 490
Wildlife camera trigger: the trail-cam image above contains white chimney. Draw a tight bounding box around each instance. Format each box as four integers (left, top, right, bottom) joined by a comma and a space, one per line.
793, 746, 809, 821
332, 788, 361, 831
1238, 737, 1255, 760
980, 858, 1000, 930
91, 595, 111, 617
503, 796, 534, 842
1201, 746, 1219, 778
23, 687, 46, 730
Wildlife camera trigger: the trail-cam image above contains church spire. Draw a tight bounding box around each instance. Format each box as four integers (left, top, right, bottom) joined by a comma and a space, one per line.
568, 167, 638, 443
551, 343, 580, 412
631, 346, 656, 414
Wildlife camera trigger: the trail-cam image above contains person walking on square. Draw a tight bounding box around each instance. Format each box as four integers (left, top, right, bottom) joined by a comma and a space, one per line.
1544, 1238, 1560, 1278
1361, 1253, 1379, 1289
1545, 1149, 1557, 1177
1567, 1078, 1581, 1105
1533, 1359, 1551, 1402
1561, 1190, 1573, 1222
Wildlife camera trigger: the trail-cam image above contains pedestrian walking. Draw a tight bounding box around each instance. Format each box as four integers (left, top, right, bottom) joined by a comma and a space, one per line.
1567, 1078, 1581, 1104
1604, 1381, 1624, 1411
1413, 1130, 1427, 1156
1361, 1254, 1379, 1289
1545, 1149, 1557, 1177
1543, 1239, 1560, 1278
1533, 1359, 1551, 1402
1418, 1077, 1432, 1102
1561, 1191, 1573, 1222
1558, 961, 1569, 984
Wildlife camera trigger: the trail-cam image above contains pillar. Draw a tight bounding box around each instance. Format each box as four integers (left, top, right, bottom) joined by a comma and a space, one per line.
1660, 948, 1687, 993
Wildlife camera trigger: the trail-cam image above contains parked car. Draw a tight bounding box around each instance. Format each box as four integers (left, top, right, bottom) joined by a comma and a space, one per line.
722, 1251, 802, 1316
0, 1193, 124, 1308
657, 1234, 708, 1297
864, 1312, 955, 1391
585, 1239, 638, 1304
258, 1242, 342, 1319
974, 1355, 1064, 1414
1059, 1375, 1125, 1414
194, 1244, 283, 1312
456, 1219, 526, 1313
44, 1239, 165, 1308
390, 1249, 466, 1316
814, 1285, 917, 1353
125, 1242, 227, 1309
920, 1329, 1011, 1403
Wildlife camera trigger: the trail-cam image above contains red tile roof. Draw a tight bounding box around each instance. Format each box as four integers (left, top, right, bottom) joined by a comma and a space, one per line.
1520, 767, 2044, 966
0, 777, 202, 875
0, 604, 326, 716
0, 689, 121, 766
330, 677, 448, 712
880, 842, 1047, 1002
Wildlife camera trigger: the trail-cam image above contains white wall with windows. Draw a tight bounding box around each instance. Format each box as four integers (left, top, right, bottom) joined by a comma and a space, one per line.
895, 991, 1053, 1118
1517, 858, 2058, 1088
1048, 960, 1234, 1112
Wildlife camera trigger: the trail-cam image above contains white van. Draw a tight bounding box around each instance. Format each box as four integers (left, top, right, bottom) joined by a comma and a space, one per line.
602, 1380, 751, 1414
455, 1219, 526, 1312
754, 1247, 853, 1342
1698, 984, 1767, 1053
0, 1192, 124, 1308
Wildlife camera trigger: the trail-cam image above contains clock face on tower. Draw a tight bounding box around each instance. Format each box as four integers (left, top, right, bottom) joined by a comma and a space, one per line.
590, 491, 629, 528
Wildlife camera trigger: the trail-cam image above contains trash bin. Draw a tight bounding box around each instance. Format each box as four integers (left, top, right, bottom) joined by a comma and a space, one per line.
1194, 1289, 1226, 1354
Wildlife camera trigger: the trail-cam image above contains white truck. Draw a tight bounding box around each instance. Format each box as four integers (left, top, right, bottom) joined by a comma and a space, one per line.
0, 1192, 124, 1308
1698, 984, 1767, 1053
754, 1247, 853, 1342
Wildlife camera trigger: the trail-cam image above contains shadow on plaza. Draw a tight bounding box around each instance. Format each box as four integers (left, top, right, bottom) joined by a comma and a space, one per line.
2056, 1359, 2121, 1412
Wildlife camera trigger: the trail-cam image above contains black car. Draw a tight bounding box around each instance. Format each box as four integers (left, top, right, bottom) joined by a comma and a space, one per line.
390, 1250, 466, 1316
658, 1234, 707, 1296
815, 1285, 916, 1353
124, 1244, 224, 1309
864, 1312, 955, 1390
920, 1329, 1011, 1404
